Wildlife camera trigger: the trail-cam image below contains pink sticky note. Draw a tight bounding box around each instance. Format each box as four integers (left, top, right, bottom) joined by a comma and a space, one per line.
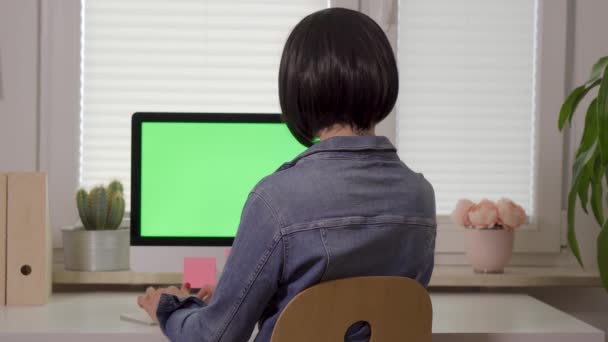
225, 248, 231, 257
183, 257, 216, 288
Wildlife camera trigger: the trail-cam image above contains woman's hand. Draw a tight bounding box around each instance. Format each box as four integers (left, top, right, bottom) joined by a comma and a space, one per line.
137, 285, 191, 323
137, 283, 215, 322
198, 284, 216, 304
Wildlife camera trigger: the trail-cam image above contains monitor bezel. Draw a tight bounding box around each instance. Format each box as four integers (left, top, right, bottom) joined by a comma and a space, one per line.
131, 112, 284, 246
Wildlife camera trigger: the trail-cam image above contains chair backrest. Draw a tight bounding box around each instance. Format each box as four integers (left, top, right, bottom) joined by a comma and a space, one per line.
270, 276, 432, 342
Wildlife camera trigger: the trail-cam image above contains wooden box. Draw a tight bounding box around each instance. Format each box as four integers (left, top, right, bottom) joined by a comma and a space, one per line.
4, 172, 51, 305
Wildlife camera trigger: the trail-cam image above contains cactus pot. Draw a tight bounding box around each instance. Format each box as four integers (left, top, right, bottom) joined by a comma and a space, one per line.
62, 226, 130, 271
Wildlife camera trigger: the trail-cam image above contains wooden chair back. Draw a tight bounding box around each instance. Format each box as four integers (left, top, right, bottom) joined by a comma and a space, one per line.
270, 276, 432, 342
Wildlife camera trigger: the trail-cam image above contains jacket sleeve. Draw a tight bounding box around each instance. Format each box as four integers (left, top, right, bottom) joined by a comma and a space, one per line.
157, 191, 284, 342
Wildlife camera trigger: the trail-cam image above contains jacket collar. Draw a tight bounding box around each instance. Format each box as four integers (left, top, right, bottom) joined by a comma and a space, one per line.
278, 136, 396, 171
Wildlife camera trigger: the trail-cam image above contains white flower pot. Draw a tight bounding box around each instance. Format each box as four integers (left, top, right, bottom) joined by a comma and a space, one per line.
464, 228, 514, 273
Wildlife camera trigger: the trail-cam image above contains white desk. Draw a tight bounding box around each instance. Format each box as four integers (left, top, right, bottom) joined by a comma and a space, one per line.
0, 293, 603, 342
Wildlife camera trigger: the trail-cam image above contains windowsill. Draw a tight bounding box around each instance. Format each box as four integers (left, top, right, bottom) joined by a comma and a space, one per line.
429, 265, 600, 287
52, 264, 601, 288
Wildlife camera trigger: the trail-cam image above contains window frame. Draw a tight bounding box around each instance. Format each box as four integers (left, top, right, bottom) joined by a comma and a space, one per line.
374, 0, 567, 254
42, 0, 568, 256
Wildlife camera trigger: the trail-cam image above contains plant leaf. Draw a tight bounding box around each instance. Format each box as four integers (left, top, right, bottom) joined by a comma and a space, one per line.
590, 158, 605, 227
598, 63, 608, 165
587, 56, 608, 87
597, 220, 608, 291
559, 80, 602, 130
577, 99, 599, 154
568, 187, 584, 267
576, 99, 601, 214
572, 141, 597, 185
591, 178, 604, 227
578, 171, 591, 213
568, 141, 598, 268
559, 85, 585, 130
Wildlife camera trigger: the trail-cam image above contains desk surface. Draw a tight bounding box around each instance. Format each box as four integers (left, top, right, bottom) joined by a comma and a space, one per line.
0, 293, 603, 342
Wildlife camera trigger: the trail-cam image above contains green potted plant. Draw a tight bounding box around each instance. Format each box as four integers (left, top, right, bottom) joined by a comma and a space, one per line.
558, 56, 608, 290
62, 180, 129, 271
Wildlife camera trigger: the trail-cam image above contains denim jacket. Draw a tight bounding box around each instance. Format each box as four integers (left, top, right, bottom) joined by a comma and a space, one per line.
157, 136, 437, 342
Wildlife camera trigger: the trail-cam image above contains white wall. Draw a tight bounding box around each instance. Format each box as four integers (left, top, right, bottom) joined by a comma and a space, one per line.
0, 0, 39, 171
38, 0, 81, 247
0, 0, 81, 246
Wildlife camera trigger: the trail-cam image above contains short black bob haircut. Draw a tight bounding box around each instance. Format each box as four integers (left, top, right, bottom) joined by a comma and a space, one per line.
279, 8, 398, 147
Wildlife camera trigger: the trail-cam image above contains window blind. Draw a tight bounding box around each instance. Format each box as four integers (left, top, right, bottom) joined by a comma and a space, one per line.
80, 0, 327, 205
397, 0, 537, 215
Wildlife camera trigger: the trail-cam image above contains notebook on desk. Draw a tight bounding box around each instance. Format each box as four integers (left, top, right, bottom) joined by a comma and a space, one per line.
120, 312, 158, 326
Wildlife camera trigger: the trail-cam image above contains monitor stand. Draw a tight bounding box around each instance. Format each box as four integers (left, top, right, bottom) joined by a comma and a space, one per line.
130, 246, 229, 273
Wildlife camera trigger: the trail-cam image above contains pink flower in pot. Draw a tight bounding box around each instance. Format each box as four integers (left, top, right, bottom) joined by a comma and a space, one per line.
496, 198, 527, 230
451, 199, 475, 227
467, 199, 498, 229
451, 198, 527, 273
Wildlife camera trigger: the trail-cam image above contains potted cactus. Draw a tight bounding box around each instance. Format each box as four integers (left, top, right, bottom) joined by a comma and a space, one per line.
62, 180, 129, 271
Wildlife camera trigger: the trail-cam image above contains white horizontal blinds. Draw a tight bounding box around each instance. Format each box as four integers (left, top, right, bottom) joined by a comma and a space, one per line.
81, 0, 327, 204
397, 0, 537, 215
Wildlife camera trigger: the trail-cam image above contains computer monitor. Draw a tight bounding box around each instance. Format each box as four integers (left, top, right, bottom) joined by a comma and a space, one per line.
130, 112, 306, 272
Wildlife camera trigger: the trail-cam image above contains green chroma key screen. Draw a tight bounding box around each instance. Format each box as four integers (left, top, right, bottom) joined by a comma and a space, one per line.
140, 120, 305, 238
